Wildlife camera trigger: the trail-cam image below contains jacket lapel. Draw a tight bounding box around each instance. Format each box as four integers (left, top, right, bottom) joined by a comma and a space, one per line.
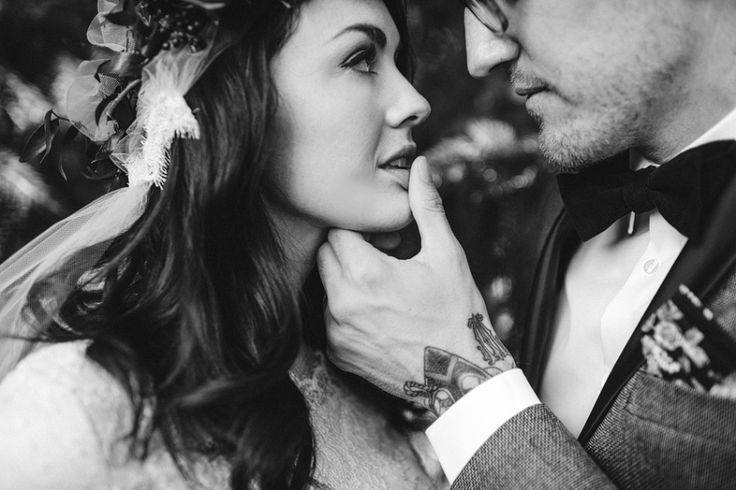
578, 169, 736, 444
520, 209, 580, 391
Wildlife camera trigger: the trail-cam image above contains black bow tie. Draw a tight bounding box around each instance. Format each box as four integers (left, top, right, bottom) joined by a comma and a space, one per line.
557, 140, 736, 241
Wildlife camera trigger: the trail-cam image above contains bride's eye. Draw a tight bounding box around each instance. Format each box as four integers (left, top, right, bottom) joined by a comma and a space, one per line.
342, 44, 378, 74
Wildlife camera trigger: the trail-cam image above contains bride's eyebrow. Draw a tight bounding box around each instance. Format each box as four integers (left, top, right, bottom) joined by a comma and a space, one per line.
330, 23, 387, 49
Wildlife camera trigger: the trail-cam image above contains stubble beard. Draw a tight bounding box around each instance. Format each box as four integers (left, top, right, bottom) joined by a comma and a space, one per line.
523, 28, 691, 174
529, 93, 643, 175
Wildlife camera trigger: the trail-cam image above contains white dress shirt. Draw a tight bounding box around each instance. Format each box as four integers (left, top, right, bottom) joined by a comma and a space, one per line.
426, 106, 736, 482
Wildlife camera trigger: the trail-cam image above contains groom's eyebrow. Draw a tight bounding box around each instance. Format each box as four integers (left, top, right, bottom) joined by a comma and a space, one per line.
331, 23, 387, 49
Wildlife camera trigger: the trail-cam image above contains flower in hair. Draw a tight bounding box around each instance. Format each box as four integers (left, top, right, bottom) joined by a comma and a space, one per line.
22, 0, 233, 188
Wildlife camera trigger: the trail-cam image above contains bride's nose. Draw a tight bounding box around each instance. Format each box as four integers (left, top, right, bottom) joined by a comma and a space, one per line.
385, 77, 431, 129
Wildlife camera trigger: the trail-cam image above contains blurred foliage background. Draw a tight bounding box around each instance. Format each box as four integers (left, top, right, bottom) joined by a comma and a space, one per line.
0, 0, 555, 351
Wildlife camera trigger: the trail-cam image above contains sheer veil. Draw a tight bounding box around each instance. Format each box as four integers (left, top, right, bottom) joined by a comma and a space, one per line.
0, 0, 233, 380
0, 185, 149, 379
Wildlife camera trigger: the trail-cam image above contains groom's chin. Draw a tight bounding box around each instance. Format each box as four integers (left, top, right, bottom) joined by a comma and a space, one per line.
536, 122, 629, 174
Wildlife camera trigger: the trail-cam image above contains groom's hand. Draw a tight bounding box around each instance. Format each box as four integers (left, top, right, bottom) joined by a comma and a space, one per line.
318, 157, 516, 417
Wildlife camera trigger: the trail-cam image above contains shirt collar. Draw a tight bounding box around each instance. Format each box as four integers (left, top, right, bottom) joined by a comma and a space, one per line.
631, 105, 736, 170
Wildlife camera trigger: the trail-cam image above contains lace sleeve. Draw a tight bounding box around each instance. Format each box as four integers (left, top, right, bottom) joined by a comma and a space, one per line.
0, 343, 113, 489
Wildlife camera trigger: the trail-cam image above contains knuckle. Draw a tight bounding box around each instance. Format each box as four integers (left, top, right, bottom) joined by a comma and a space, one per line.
450, 241, 468, 264
433, 236, 465, 263
329, 302, 349, 322
317, 242, 331, 260
325, 324, 350, 352
324, 343, 343, 366
326, 293, 349, 320
325, 325, 341, 347
347, 261, 376, 286
316, 247, 330, 271
327, 228, 341, 243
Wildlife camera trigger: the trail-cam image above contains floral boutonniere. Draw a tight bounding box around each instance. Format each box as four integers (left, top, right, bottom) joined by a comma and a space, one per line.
641, 284, 736, 399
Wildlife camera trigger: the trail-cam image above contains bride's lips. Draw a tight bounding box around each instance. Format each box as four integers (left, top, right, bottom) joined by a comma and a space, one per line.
378, 143, 417, 189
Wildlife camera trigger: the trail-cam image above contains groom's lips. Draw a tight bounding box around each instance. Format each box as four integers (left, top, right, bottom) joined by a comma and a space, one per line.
514, 85, 547, 98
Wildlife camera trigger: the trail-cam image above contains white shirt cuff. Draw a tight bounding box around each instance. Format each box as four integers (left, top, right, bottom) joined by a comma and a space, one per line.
425, 368, 540, 482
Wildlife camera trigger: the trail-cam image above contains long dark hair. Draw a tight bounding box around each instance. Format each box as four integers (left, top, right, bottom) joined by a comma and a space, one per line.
24, 1, 414, 489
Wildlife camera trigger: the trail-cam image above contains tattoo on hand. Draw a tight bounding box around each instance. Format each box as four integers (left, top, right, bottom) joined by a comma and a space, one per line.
468, 313, 516, 375
403, 347, 491, 416
403, 314, 516, 417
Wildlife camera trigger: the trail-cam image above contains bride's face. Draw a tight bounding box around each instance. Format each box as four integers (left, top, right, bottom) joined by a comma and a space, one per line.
270, 0, 430, 233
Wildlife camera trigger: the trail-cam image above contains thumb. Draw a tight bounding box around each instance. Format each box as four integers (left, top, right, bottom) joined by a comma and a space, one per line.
409, 156, 455, 252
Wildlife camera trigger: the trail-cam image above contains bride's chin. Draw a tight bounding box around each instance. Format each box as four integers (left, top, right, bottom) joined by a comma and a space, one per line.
374, 209, 413, 233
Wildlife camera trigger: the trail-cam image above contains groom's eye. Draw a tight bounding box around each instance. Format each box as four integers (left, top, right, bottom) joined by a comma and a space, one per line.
342, 44, 378, 74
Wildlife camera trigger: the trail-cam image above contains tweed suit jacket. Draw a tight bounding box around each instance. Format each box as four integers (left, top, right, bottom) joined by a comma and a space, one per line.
454, 149, 736, 489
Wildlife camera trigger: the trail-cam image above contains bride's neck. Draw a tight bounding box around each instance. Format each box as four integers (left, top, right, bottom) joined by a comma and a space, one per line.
268, 207, 327, 290
266, 206, 330, 377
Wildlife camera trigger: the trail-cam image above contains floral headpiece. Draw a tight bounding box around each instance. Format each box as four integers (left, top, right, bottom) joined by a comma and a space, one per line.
23, 0, 234, 188
0, 0, 256, 381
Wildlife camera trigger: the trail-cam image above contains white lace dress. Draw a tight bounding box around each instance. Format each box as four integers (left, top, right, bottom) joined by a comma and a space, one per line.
0, 341, 446, 489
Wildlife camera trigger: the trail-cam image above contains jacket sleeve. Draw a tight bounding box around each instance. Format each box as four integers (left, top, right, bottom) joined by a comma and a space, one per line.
452, 404, 616, 489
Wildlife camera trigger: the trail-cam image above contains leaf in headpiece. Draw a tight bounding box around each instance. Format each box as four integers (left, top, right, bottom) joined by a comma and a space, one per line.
97, 53, 146, 81
91, 146, 113, 166
105, 0, 139, 26
95, 87, 137, 132
20, 119, 49, 163
57, 124, 81, 181
142, 23, 169, 59
105, 10, 138, 26
84, 146, 121, 182
87, 166, 121, 181
95, 91, 120, 125
20, 110, 62, 166
39, 113, 62, 172
55, 154, 68, 181
42, 110, 58, 145
83, 159, 120, 181
110, 98, 136, 130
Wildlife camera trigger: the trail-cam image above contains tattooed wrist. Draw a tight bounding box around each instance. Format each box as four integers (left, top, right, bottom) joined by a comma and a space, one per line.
403, 313, 515, 417
403, 347, 492, 416
467, 313, 516, 375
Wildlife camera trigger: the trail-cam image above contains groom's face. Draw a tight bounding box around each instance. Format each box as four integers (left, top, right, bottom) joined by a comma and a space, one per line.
465, 0, 698, 171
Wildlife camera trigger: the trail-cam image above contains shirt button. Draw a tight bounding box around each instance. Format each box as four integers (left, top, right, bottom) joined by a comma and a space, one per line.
643, 259, 660, 275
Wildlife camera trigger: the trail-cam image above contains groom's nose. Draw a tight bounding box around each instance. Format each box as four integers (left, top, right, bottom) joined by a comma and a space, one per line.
464, 9, 520, 77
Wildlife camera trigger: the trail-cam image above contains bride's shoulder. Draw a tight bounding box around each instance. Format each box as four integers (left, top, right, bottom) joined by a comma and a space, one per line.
0, 341, 132, 421
0, 341, 134, 488
2, 340, 105, 384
